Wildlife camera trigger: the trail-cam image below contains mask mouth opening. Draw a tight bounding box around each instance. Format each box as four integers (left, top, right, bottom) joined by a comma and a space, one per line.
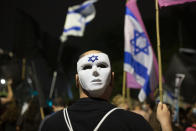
91, 79, 101, 82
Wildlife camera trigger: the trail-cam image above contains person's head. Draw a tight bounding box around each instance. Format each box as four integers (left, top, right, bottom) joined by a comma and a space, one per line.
112, 94, 129, 110
76, 50, 114, 100
132, 99, 142, 110
187, 107, 196, 124
52, 97, 66, 112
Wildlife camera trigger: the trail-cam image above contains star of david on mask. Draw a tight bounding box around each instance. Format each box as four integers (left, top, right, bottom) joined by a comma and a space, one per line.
77, 53, 111, 97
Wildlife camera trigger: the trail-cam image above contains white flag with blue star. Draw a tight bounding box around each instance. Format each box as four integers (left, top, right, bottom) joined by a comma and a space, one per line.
60, 0, 97, 42
124, 5, 153, 102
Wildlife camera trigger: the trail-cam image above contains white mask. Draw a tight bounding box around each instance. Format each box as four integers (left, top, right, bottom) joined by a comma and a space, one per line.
77, 53, 111, 97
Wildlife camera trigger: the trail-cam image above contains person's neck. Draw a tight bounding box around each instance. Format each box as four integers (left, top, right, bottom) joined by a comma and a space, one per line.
79, 91, 108, 101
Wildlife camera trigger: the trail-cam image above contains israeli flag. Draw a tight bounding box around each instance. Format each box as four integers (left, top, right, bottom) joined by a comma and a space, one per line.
124, 6, 153, 102
60, 0, 97, 42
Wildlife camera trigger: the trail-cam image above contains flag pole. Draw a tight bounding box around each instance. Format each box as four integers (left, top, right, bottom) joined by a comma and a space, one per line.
122, 71, 126, 98
155, 0, 163, 103
49, 41, 65, 99
21, 58, 26, 80
123, 0, 129, 100
40, 107, 45, 120
126, 85, 132, 109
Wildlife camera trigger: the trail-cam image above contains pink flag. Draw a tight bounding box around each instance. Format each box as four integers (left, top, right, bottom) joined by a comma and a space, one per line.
158, 0, 196, 7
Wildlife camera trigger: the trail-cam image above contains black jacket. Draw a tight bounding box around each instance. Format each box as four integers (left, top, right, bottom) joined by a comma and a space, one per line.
39, 98, 153, 131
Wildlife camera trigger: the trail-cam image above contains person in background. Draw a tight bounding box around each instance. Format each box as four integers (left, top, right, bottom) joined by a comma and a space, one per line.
38, 97, 67, 131
0, 78, 20, 131
131, 99, 150, 121
39, 50, 153, 131
15, 96, 42, 131
185, 106, 196, 131
52, 97, 66, 112
0, 79, 13, 105
111, 94, 129, 110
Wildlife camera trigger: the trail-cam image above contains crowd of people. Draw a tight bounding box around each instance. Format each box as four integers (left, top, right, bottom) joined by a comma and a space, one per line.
1, 50, 196, 131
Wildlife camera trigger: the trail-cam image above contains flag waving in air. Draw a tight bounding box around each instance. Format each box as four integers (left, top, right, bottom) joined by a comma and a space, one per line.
60, 0, 97, 42
124, 0, 159, 102
158, 0, 196, 7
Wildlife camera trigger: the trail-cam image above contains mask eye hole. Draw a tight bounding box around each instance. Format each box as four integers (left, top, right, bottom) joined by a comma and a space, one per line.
83, 64, 92, 70
97, 63, 108, 68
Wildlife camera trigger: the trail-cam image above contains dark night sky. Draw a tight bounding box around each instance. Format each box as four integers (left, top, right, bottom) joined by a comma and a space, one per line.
1, 0, 196, 62
1, 0, 196, 58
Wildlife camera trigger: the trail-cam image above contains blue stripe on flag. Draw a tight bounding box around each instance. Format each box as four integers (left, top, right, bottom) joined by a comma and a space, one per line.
74, 3, 92, 13
68, 3, 92, 14
143, 77, 151, 95
124, 51, 149, 80
64, 26, 81, 33
125, 7, 137, 21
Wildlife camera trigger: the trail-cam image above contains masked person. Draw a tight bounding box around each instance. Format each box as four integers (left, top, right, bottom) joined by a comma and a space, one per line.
39, 50, 153, 131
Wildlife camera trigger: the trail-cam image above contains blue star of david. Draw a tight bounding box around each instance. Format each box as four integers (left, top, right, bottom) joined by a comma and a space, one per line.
130, 30, 149, 55
88, 55, 98, 62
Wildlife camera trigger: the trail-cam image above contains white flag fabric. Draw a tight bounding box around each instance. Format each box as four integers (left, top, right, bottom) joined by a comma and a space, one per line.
124, 4, 154, 102
60, 0, 97, 42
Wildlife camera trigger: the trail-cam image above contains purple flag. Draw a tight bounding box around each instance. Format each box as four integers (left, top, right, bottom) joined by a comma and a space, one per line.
158, 0, 196, 7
